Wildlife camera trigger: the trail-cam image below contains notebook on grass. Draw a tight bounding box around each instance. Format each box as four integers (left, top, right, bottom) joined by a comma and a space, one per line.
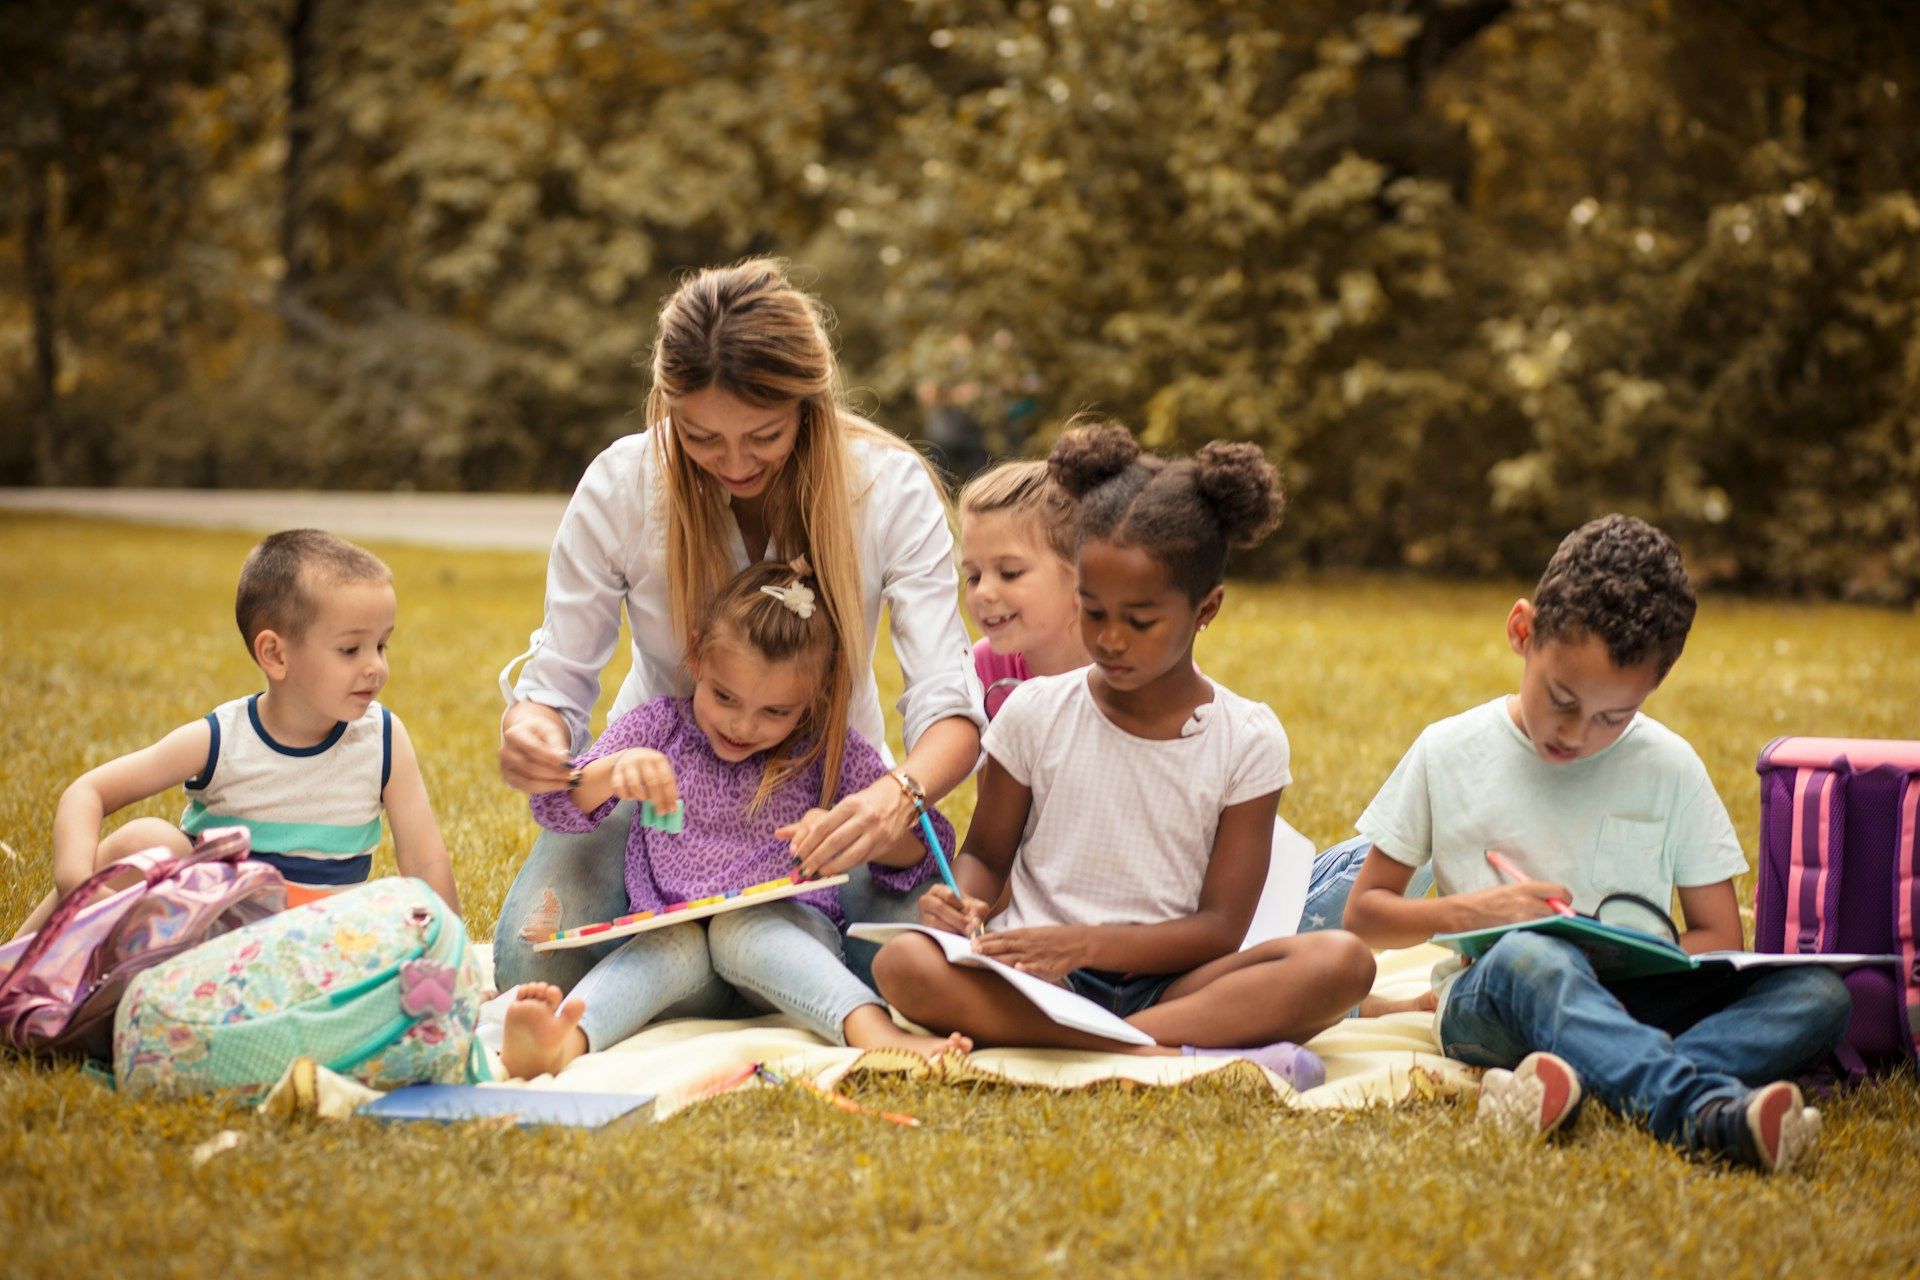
845, 922, 1155, 1046
358, 1085, 657, 1128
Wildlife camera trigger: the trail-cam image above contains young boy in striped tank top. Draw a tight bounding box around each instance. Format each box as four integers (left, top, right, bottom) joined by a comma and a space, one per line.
11, 530, 459, 938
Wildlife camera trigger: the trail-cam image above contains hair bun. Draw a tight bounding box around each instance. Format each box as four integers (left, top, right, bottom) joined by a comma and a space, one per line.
1192, 441, 1285, 549
1047, 421, 1141, 499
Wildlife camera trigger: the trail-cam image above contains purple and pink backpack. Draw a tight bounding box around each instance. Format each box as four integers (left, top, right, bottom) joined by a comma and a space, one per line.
1755, 736, 1920, 1078
0, 827, 286, 1061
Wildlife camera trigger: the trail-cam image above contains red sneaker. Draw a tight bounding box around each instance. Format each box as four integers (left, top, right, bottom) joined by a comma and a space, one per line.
1477, 1051, 1583, 1138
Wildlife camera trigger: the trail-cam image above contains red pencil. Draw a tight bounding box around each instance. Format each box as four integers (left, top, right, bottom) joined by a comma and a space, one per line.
1484, 848, 1577, 917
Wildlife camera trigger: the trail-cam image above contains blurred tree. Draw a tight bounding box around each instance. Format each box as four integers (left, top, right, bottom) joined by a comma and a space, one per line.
854, 1, 1533, 572
193, 0, 940, 489
0, 0, 267, 484
2, 0, 1914, 598
858, 0, 1920, 597
1440, 0, 1920, 599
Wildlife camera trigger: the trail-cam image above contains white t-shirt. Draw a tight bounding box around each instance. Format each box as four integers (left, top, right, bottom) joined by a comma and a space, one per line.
983, 670, 1292, 933
502, 428, 984, 756
1357, 697, 1747, 913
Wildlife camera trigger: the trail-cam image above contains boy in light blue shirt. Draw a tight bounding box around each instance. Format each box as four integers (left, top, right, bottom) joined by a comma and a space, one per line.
1344, 515, 1850, 1174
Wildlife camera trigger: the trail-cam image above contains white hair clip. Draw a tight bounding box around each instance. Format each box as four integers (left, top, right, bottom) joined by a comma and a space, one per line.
760, 580, 817, 620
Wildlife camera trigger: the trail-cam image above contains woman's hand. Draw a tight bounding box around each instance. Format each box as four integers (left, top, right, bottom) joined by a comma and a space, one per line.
917, 885, 990, 936
782, 777, 913, 879
498, 702, 576, 794
970, 926, 1088, 983
606, 749, 679, 813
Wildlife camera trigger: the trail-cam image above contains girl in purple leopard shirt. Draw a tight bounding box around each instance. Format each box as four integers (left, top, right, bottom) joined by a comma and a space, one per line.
502, 560, 971, 1077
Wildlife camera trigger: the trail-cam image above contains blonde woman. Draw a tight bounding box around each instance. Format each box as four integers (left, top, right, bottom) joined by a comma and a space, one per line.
494, 260, 984, 993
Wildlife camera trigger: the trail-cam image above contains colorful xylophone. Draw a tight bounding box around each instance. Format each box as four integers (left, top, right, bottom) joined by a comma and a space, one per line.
532, 870, 852, 952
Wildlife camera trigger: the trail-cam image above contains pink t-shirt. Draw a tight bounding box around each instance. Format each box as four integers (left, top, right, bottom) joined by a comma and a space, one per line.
974, 638, 1031, 721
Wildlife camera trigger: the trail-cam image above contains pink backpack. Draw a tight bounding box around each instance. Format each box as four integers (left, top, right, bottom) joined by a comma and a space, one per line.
1755, 736, 1920, 1078
0, 827, 287, 1061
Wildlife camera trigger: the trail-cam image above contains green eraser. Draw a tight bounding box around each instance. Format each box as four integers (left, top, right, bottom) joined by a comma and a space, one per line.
639, 801, 684, 834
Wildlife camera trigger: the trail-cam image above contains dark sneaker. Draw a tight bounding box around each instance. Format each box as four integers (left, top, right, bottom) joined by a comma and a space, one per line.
1477, 1051, 1583, 1138
1696, 1081, 1821, 1174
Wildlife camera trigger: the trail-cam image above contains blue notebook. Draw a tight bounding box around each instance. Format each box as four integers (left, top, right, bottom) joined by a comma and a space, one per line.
358, 1085, 656, 1128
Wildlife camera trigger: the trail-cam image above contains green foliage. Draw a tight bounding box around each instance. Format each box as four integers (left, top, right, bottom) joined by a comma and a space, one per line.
2, 1, 1917, 597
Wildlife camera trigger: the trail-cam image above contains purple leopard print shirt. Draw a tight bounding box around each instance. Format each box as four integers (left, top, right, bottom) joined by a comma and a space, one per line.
530, 695, 947, 927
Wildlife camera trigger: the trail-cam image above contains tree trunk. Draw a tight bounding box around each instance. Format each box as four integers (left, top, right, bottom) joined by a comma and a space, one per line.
280, 0, 318, 302
23, 156, 61, 485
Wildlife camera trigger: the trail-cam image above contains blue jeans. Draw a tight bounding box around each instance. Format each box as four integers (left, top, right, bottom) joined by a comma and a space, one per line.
491, 803, 931, 993
570, 900, 884, 1048
1439, 931, 1852, 1147
1298, 836, 1434, 932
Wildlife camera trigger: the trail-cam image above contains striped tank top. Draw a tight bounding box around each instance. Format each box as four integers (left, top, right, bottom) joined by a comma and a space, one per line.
180, 694, 391, 887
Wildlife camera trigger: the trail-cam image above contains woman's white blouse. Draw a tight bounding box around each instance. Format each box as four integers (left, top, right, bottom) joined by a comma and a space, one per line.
501, 428, 985, 760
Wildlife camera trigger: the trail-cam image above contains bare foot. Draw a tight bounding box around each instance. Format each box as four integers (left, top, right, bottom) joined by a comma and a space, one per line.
1356, 990, 1439, 1018
843, 1005, 973, 1060
500, 982, 589, 1079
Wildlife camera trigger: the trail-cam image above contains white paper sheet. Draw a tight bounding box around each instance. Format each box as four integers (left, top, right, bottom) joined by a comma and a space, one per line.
845, 922, 1156, 1046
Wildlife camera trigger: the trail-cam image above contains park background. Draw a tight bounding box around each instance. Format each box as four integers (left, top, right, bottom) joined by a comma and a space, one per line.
4, 0, 1918, 602
4, 2, 1920, 1276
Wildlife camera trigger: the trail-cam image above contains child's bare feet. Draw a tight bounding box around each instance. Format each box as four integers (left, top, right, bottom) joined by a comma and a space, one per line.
500, 982, 589, 1079
843, 1005, 973, 1060
1356, 990, 1440, 1018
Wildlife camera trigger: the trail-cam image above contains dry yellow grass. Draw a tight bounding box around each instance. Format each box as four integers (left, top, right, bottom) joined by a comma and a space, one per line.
2, 514, 1918, 1278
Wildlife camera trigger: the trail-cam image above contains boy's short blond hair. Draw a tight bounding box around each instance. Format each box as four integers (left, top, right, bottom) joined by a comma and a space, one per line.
957, 460, 1081, 563
235, 529, 391, 654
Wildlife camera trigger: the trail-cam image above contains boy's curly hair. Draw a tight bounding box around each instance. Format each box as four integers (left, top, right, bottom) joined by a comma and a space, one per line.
1531, 514, 1696, 678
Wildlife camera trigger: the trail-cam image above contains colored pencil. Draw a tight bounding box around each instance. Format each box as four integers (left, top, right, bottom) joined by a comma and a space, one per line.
1484, 848, 1577, 917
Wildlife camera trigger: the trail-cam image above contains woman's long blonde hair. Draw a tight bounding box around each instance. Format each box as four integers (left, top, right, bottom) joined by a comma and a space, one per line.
648, 259, 914, 803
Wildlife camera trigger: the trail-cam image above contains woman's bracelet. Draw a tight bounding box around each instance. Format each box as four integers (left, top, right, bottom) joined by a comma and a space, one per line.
887, 767, 926, 828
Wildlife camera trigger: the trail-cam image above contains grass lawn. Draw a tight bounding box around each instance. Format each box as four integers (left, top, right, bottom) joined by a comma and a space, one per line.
2, 513, 1918, 1277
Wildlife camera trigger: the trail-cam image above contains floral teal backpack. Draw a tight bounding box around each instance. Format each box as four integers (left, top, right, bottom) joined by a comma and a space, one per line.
114, 878, 491, 1101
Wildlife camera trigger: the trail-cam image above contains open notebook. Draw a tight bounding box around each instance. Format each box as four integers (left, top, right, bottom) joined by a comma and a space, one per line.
845, 923, 1155, 1046
1433, 914, 1899, 983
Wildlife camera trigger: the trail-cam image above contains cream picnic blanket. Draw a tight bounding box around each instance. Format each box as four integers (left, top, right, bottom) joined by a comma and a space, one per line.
471, 943, 1478, 1119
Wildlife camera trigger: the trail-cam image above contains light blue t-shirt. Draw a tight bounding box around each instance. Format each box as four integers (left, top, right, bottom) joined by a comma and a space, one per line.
1358, 697, 1747, 1005
1358, 697, 1747, 915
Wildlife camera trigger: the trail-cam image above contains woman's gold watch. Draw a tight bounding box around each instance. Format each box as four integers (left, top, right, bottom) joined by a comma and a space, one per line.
888, 768, 927, 826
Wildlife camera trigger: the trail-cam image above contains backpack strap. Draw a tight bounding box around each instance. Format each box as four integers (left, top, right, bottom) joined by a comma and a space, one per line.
1783, 765, 1843, 954
0, 828, 254, 1007
1897, 774, 1920, 1065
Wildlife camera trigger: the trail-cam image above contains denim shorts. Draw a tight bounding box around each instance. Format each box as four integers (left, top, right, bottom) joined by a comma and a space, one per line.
1063, 968, 1184, 1018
